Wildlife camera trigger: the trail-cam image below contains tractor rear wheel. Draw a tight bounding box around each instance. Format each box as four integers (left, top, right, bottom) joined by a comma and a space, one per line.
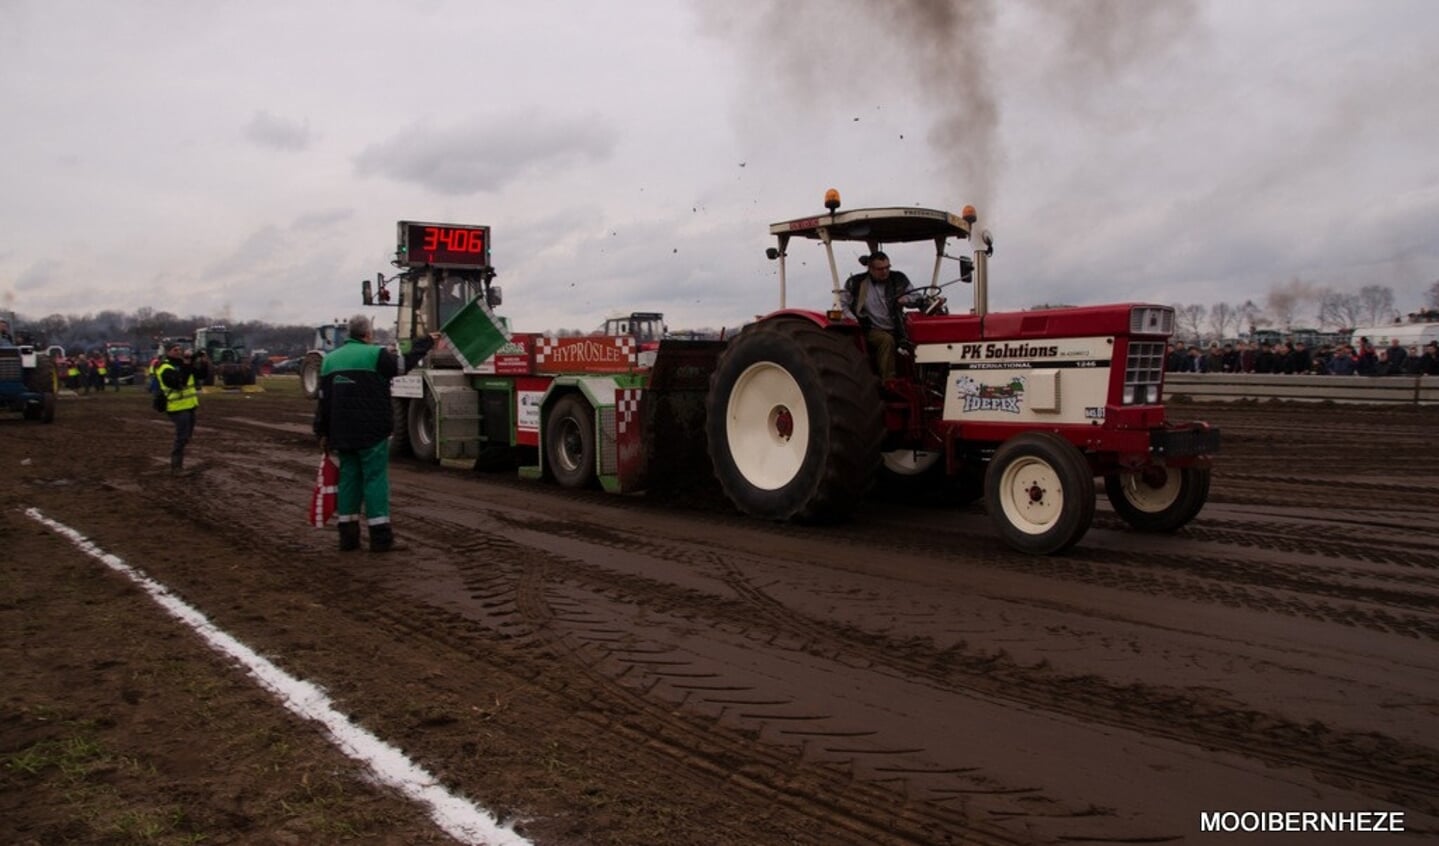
986, 432, 1095, 554
546, 394, 596, 489
26, 356, 57, 394
25, 357, 57, 423
1105, 465, 1210, 532
300, 352, 324, 399
408, 391, 438, 463
706, 319, 882, 521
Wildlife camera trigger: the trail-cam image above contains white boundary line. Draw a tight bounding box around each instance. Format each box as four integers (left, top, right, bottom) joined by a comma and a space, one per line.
24, 507, 533, 846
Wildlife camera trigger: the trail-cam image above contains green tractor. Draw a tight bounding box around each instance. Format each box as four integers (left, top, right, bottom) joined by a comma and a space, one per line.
193, 325, 257, 386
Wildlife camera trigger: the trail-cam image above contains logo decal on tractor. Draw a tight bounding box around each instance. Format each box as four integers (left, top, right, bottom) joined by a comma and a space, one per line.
955, 374, 1025, 414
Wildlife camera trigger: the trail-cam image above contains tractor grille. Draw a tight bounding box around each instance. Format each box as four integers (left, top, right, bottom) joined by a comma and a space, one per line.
0, 349, 21, 382
1123, 341, 1166, 405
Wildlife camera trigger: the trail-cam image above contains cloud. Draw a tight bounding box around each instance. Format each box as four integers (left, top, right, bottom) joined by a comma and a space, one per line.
354, 113, 617, 196
293, 208, 355, 230
242, 110, 313, 151
15, 260, 60, 292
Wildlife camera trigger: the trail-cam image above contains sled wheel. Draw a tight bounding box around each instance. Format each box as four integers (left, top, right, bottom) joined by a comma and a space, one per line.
389, 398, 412, 457
300, 352, 324, 399
408, 390, 439, 464
706, 319, 882, 521
1105, 465, 1211, 532
986, 432, 1095, 554
547, 394, 596, 489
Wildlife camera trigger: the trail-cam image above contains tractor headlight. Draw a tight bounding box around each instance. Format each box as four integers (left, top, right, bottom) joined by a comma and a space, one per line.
1129, 306, 1175, 336
1122, 385, 1137, 404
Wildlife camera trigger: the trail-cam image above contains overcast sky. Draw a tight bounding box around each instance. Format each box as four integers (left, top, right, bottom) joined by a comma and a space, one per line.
2, 0, 1436, 334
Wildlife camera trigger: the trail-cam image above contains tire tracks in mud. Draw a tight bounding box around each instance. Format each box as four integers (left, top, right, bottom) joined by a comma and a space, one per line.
205, 437, 1439, 822
166, 441, 1027, 846
189, 405, 1439, 828
459, 509, 1439, 820
356, 526, 1029, 846
135, 452, 1010, 844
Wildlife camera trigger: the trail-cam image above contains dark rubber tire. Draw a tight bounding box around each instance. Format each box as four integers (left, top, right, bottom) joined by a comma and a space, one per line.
546, 394, 596, 489
408, 391, 438, 464
705, 319, 882, 522
26, 356, 57, 394
300, 352, 324, 399
1105, 466, 1211, 533
389, 398, 413, 457
985, 432, 1096, 555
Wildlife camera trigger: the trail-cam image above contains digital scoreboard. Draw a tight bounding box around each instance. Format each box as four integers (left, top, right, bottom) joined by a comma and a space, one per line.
396, 221, 492, 269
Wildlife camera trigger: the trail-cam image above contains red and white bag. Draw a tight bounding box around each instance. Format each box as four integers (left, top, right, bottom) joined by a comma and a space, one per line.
309, 453, 338, 528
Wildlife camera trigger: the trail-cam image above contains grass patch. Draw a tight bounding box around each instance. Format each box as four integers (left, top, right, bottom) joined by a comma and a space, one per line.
2, 715, 209, 844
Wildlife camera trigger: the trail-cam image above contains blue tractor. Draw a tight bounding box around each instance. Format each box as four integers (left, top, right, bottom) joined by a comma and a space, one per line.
0, 315, 57, 423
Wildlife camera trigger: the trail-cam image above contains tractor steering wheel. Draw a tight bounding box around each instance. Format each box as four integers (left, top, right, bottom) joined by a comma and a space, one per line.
917, 285, 948, 316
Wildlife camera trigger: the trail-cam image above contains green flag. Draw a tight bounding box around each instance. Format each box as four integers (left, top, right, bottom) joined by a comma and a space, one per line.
441, 296, 508, 370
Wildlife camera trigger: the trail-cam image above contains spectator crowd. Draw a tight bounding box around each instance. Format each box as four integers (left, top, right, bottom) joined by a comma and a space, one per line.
1165, 337, 1439, 376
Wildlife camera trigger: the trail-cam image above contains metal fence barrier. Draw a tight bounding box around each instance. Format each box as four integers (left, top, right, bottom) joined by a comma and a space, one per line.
1165, 373, 1439, 406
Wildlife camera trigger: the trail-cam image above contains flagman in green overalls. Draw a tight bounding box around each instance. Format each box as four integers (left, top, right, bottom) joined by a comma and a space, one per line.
313, 315, 432, 552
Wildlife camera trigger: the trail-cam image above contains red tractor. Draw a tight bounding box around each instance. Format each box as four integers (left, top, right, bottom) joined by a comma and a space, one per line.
371, 202, 1217, 555
704, 191, 1218, 554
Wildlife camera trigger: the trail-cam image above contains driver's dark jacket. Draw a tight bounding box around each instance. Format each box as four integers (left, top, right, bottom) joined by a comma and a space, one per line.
842, 270, 916, 336
313, 337, 431, 451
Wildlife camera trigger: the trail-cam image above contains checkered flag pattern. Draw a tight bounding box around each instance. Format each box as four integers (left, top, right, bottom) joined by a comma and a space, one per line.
616, 389, 642, 435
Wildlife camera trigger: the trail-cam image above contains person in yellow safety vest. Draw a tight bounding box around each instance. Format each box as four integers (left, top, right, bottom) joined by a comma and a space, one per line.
154, 343, 200, 475
65, 355, 82, 391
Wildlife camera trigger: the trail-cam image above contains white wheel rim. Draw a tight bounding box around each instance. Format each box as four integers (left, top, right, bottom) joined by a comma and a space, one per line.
1117, 468, 1181, 513
882, 450, 942, 477
998, 455, 1065, 535
725, 361, 808, 490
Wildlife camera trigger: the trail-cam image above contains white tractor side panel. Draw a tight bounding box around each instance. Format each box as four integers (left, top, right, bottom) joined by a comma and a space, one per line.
916, 336, 1116, 425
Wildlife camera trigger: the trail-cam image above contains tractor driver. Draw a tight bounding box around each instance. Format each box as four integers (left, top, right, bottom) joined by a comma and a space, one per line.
0, 318, 12, 344
840, 250, 921, 381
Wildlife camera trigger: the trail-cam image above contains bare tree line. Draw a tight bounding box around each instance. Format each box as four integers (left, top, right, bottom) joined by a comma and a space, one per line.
1173, 279, 1439, 342
10, 307, 320, 357
17, 277, 1439, 354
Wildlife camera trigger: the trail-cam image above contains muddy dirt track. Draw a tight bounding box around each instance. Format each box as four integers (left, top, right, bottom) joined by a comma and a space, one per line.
3, 381, 1437, 845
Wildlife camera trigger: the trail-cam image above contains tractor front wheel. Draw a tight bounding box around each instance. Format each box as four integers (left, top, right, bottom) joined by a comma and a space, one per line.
706, 319, 882, 521
986, 432, 1095, 555
300, 352, 324, 399
1104, 465, 1210, 533
408, 391, 438, 464
389, 398, 412, 457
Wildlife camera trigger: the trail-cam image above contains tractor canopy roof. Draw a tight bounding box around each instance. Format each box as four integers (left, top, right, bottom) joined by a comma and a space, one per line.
769, 206, 972, 244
